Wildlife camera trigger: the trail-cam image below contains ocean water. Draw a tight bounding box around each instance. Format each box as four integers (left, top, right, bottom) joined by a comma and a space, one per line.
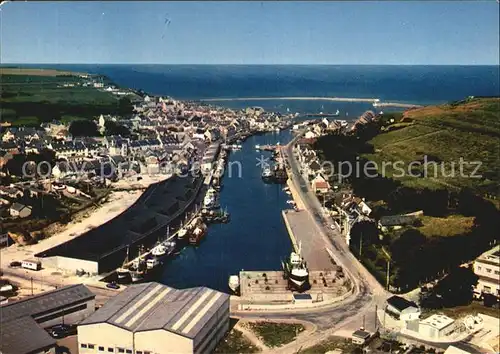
7, 64, 499, 291
9, 64, 500, 110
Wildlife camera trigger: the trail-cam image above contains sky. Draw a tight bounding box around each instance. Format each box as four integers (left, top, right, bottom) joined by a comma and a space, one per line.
0, 1, 499, 65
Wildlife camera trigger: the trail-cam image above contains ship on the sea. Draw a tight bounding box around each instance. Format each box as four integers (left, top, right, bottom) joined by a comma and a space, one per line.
282, 243, 310, 292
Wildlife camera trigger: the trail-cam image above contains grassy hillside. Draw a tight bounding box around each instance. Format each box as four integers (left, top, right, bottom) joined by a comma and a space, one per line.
363, 97, 500, 196
315, 97, 500, 292
0, 68, 134, 126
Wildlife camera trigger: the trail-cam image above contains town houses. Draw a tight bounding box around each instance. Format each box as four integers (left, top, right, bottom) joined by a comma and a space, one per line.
0, 86, 294, 226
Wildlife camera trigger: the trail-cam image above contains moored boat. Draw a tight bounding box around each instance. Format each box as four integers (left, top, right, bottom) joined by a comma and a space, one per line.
189, 224, 207, 245
228, 275, 240, 294
282, 243, 310, 292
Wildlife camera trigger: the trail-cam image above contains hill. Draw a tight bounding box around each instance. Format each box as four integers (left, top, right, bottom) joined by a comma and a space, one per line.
363, 97, 500, 196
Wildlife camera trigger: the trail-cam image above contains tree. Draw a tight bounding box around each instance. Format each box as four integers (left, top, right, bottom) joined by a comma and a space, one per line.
104, 120, 130, 137
69, 120, 99, 136
433, 266, 479, 307
117, 97, 133, 114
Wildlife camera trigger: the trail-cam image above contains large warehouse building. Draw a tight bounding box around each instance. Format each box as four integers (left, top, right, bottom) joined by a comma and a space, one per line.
0, 284, 96, 354
78, 282, 230, 354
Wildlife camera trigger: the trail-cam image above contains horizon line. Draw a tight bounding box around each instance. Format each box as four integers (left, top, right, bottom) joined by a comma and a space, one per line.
1, 63, 499, 67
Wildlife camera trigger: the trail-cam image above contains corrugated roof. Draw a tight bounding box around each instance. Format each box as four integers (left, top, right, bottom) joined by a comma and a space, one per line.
0, 316, 56, 354
80, 282, 228, 338
0, 284, 93, 354
0, 284, 95, 323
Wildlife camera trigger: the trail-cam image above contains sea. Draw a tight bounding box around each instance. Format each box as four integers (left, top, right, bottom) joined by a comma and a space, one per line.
6, 64, 499, 291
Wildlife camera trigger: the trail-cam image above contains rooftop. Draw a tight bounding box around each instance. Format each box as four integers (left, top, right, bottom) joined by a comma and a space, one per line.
80, 282, 229, 339
386, 295, 418, 312
0, 284, 94, 354
0, 284, 95, 323
420, 314, 455, 330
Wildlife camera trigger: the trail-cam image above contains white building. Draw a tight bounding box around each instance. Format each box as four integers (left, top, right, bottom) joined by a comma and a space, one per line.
418, 314, 456, 340
78, 282, 230, 354
473, 245, 500, 299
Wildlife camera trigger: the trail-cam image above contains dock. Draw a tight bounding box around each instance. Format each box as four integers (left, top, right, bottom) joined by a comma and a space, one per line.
282, 209, 334, 271
238, 270, 350, 303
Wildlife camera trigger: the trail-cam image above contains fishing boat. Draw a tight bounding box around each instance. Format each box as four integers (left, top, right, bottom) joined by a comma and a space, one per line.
282, 242, 310, 292
130, 259, 146, 283
189, 225, 207, 245
178, 225, 188, 240
228, 275, 240, 294
116, 247, 131, 283
203, 187, 219, 209
146, 256, 161, 270
261, 166, 273, 181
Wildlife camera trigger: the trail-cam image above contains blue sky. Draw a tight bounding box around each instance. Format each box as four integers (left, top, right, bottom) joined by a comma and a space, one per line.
1, 1, 499, 65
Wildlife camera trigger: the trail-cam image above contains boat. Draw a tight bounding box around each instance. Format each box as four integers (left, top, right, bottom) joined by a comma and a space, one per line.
203, 187, 219, 209
151, 243, 168, 259
189, 225, 206, 245
273, 166, 288, 184
255, 144, 261, 150
228, 275, 240, 294
286, 200, 295, 205
130, 258, 146, 283
275, 127, 280, 132
116, 247, 131, 283
178, 226, 188, 240
282, 243, 310, 292
146, 257, 161, 270
261, 166, 273, 181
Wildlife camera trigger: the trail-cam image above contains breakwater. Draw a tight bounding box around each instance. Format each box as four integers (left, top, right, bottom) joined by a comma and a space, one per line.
200, 96, 380, 103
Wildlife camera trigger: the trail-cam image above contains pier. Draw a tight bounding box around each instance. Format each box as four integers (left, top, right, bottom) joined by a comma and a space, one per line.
238, 270, 349, 303
282, 209, 335, 271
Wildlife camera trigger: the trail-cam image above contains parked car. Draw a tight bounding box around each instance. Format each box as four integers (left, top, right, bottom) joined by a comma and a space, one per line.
9, 261, 21, 267
47, 324, 77, 339
106, 281, 120, 290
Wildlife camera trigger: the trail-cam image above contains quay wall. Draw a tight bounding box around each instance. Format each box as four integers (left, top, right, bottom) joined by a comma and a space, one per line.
282, 210, 299, 253
237, 287, 355, 311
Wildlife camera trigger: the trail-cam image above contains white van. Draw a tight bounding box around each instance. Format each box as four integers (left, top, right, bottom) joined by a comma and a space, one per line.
21, 259, 42, 271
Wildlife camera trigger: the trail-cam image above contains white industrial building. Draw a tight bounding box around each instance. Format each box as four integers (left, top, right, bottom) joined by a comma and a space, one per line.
0, 284, 95, 354
78, 282, 230, 354
418, 314, 456, 340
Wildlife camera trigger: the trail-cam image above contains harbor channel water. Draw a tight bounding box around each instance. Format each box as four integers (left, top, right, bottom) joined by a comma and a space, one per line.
158, 129, 295, 292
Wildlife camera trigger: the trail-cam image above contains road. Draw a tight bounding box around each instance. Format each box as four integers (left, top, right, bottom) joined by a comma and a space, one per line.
233, 131, 388, 353
1, 268, 119, 306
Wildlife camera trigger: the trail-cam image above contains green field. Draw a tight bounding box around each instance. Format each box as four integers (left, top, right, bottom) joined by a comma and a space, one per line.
0, 69, 134, 126
363, 98, 500, 195
247, 322, 305, 348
